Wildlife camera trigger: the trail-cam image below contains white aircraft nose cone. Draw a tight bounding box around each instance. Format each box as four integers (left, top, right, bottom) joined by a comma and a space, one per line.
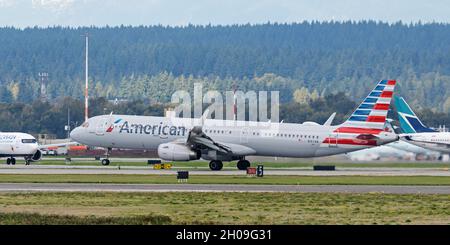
70, 127, 82, 141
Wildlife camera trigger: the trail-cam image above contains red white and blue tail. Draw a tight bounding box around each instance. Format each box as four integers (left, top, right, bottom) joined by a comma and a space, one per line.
341, 80, 396, 130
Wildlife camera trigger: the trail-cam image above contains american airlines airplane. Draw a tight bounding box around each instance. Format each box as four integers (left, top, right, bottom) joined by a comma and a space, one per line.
70, 80, 399, 170
394, 96, 450, 153
0, 132, 41, 165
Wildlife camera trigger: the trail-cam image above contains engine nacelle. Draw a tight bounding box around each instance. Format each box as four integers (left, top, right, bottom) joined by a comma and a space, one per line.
31, 149, 42, 161
158, 143, 200, 161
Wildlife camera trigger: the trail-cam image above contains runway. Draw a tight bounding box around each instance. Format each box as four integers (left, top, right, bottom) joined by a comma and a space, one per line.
0, 164, 449, 176
0, 183, 448, 194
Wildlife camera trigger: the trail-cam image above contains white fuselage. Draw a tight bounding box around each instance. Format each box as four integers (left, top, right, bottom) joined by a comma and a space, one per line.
402, 132, 450, 154
70, 115, 398, 159
0, 132, 39, 157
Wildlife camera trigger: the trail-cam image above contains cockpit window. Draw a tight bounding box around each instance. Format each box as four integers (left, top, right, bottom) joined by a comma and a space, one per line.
81, 121, 90, 128
22, 139, 37, 144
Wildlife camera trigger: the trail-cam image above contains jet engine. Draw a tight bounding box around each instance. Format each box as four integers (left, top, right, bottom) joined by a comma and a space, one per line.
31, 149, 42, 161
157, 143, 200, 161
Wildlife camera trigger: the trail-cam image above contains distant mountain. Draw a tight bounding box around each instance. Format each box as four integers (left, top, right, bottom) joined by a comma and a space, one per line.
0, 22, 449, 111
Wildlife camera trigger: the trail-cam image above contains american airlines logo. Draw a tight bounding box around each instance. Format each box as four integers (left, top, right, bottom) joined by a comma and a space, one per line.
106, 118, 123, 132
118, 121, 188, 136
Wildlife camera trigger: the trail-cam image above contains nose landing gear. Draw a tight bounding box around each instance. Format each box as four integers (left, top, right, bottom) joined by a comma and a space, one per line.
101, 159, 110, 166
6, 157, 16, 165
100, 147, 112, 166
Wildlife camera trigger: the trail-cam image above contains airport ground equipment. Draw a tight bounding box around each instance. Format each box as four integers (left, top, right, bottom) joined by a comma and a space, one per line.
257, 165, 264, 177
177, 171, 189, 183
247, 167, 256, 176
313, 165, 336, 171
148, 159, 162, 165
153, 163, 172, 170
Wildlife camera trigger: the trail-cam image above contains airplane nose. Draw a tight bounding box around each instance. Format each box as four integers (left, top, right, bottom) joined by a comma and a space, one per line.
70, 127, 82, 141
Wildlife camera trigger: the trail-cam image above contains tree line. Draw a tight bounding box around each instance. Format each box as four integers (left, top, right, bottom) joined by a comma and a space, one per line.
0, 22, 450, 111
0, 93, 448, 138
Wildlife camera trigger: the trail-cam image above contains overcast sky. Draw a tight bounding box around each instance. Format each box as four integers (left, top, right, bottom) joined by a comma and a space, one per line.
1, 0, 449, 28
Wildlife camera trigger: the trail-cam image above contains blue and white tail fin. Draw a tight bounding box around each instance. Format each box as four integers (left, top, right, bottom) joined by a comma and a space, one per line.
394, 96, 436, 133
340, 80, 396, 130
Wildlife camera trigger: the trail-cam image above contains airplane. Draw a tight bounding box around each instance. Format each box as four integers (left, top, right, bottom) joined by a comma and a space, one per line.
70, 80, 399, 170
394, 96, 450, 154
0, 132, 77, 165
0, 132, 41, 165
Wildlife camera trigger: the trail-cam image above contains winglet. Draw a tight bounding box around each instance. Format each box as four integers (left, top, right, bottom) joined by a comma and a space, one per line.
201, 108, 210, 126
323, 112, 336, 126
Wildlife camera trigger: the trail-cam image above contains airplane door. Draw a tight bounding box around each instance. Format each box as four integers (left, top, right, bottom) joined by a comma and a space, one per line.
240, 127, 249, 144
328, 133, 338, 147
95, 118, 109, 136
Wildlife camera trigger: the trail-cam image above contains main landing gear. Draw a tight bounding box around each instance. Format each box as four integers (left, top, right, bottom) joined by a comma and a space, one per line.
6, 157, 16, 165
209, 160, 223, 171
101, 147, 112, 166
208, 159, 251, 171
237, 159, 250, 170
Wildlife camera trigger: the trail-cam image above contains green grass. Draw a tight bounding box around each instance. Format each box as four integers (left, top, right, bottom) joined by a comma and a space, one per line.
1, 174, 450, 185
0, 192, 449, 224
0, 212, 172, 225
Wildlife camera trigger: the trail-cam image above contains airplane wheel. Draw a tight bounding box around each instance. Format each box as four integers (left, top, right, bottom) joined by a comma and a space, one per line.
6, 158, 10, 165
11, 158, 16, 165
101, 159, 110, 166
237, 160, 250, 170
209, 160, 223, 171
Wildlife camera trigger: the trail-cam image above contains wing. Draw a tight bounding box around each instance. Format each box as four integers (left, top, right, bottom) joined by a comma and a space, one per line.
187, 126, 231, 153
186, 126, 256, 156
39, 141, 79, 150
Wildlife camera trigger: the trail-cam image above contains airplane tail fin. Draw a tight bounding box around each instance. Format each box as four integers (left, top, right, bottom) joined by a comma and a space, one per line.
341, 80, 396, 130
393, 96, 436, 133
